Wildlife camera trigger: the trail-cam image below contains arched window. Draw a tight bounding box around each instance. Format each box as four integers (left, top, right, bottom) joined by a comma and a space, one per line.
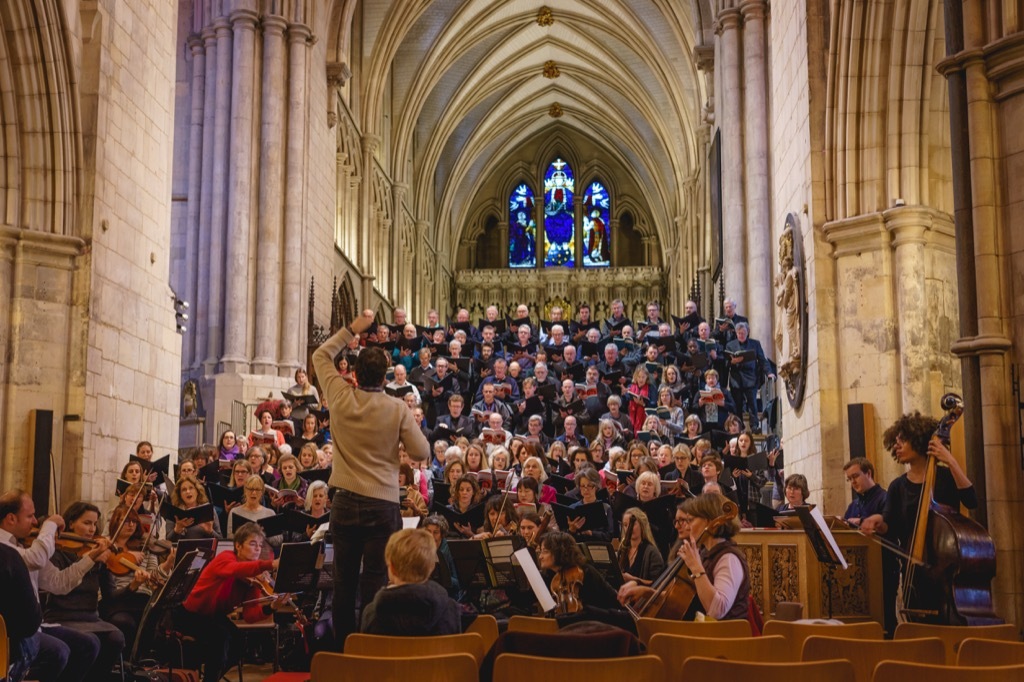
543, 158, 575, 267
582, 180, 611, 267
508, 183, 536, 268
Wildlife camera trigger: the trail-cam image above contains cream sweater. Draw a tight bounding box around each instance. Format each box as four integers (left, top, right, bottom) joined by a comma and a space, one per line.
313, 327, 430, 502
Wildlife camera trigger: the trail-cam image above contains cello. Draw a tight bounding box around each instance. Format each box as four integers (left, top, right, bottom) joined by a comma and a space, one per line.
899, 393, 1001, 625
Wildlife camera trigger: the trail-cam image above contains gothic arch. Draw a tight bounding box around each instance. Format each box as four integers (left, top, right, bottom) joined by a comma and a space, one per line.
0, 0, 81, 235
338, 272, 357, 325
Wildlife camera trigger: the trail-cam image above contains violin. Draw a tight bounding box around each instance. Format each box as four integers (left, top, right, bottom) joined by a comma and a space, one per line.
551, 566, 583, 615
248, 571, 311, 641
900, 394, 1001, 625
625, 499, 738, 620
28, 531, 100, 556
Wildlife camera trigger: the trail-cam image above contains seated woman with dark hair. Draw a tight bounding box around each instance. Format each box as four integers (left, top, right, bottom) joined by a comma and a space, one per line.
447, 475, 481, 538
44, 501, 127, 679
618, 492, 751, 622
618, 508, 665, 586
538, 531, 622, 620
775, 473, 810, 512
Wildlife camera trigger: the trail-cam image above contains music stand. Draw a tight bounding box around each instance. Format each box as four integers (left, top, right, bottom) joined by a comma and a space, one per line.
795, 505, 848, 619
129, 549, 209, 675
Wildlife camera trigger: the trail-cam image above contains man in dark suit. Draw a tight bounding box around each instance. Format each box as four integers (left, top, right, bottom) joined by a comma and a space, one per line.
725, 322, 773, 432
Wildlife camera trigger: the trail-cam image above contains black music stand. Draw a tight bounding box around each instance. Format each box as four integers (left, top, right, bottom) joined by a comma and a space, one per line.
795, 505, 848, 619
129, 549, 209, 676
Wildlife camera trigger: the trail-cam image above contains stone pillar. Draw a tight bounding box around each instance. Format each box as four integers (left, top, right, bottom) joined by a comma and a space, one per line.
535, 195, 545, 268
393, 183, 408, 299
498, 221, 509, 267
194, 26, 218, 373
359, 135, 380, 275
252, 14, 287, 375
609, 218, 619, 265
716, 8, 746, 311
886, 211, 929, 413
574, 193, 584, 268
221, 8, 258, 373
740, 0, 772, 352
183, 35, 206, 370
280, 21, 312, 373
335, 154, 349, 246
204, 16, 232, 372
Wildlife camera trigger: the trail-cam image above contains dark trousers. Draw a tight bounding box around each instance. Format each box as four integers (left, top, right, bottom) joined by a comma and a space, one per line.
732, 385, 760, 430
174, 607, 235, 682
23, 626, 101, 682
330, 488, 401, 648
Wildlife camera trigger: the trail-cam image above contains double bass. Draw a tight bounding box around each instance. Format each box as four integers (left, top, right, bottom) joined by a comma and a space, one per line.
900, 393, 1001, 625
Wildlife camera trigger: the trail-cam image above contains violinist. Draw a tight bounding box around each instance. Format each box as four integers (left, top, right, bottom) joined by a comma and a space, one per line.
618, 509, 665, 586
44, 501, 126, 679
1, 490, 106, 682
618, 493, 751, 622
99, 505, 172, 643
538, 532, 621, 619
514, 476, 558, 530
176, 522, 283, 682
473, 495, 519, 539
517, 511, 546, 549
860, 412, 977, 549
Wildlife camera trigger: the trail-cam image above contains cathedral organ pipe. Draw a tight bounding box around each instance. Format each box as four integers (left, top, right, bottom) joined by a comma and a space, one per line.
254, 14, 287, 374
205, 16, 233, 371
221, 8, 259, 370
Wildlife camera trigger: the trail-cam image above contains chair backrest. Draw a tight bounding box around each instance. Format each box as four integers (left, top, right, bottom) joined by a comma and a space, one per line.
873, 660, 1024, 682
636, 617, 751, 645
465, 614, 499, 651
680, 656, 855, 682
956, 637, 1024, 667
802, 636, 945, 682
649, 634, 788, 682
775, 601, 803, 621
493, 653, 663, 682
762, 620, 884, 661
310, 652, 478, 682
344, 632, 487, 665
893, 622, 1018, 665
507, 615, 559, 634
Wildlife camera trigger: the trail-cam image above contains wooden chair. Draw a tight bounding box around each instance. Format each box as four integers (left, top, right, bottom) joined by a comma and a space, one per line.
507, 615, 559, 634
648, 634, 789, 681
680, 656, 855, 682
310, 652, 478, 682
493, 653, 663, 682
872, 660, 1024, 682
344, 632, 487, 665
956, 638, 1024, 666
893, 622, 1019, 665
802, 636, 945, 682
635, 617, 751, 645
465, 614, 499, 651
762, 620, 884, 661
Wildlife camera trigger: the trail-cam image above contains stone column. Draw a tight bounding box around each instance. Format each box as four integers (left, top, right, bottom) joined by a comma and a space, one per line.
358, 135, 380, 275
194, 25, 218, 373
715, 7, 746, 311
221, 8, 258, 373
535, 194, 545, 268
204, 16, 232, 372
886, 210, 929, 413
609, 218, 619, 265
252, 14, 287, 375
335, 153, 349, 246
574, 193, 584, 268
393, 183, 407, 299
498, 221, 509, 267
183, 35, 206, 370
280, 21, 312, 373
740, 0, 772, 352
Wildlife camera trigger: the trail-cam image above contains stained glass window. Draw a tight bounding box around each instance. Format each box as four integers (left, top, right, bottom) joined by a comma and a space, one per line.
543, 158, 575, 267
582, 181, 611, 267
508, 183, 536, 268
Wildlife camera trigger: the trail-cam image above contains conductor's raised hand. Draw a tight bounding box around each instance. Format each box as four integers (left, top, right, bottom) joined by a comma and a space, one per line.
350, 309, 376, 335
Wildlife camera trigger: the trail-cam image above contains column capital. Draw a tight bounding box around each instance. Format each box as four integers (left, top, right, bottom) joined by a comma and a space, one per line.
287, 22, 313, 44
229, 8, 259, 31
261, 14, 288, 35
327, 61, 353, 86
739, 0, 768, 21
212, 16, 232, 36
362, 134, 381, 155
187, 34, 205, 53
201, 25, 218, 45
714, 7, 742, 34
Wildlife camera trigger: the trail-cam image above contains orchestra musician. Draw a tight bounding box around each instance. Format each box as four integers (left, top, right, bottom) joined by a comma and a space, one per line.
618, 508, 665, 586
176, 522, 284, 682
619, 492, 752, 622
538, 531, 623, 622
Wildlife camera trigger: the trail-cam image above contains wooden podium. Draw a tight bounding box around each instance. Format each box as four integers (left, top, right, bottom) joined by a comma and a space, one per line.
735, 529, 884, 624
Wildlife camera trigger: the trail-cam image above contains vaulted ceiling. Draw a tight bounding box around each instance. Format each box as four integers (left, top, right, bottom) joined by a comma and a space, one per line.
327, 0, 714, 267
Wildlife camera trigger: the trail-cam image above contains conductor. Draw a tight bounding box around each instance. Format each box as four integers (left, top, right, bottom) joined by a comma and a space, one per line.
312, 309, 431, 647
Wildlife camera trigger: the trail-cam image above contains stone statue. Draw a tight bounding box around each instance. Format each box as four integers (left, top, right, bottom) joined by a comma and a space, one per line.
774, 226, 801, 382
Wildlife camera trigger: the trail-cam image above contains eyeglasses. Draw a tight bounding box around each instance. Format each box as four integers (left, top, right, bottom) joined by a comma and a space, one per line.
674, 516, 694, 526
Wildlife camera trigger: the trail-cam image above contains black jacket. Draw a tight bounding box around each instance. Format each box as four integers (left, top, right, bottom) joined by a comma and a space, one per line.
360, 580, 461, 636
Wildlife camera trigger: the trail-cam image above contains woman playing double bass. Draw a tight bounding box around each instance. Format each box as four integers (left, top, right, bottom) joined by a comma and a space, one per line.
618, 493, 751, 621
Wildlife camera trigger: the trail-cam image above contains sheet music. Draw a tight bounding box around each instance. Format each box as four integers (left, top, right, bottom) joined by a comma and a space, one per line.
402, 516, 420, 529
513, 547, 556, 612
810, 506, 848, 569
